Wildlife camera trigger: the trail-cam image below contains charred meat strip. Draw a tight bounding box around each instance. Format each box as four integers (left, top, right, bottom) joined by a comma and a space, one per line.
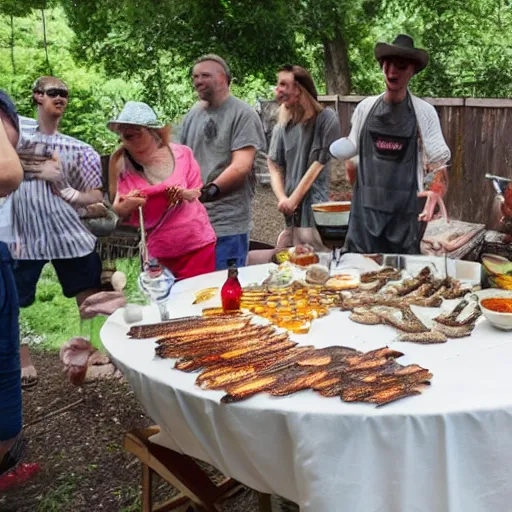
360, 267, 402, 283
129, 315, 250, 339
129, 270, 436, 406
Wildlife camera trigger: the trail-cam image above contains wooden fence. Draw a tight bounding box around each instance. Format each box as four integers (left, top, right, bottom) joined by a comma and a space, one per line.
318, 95, 512, 226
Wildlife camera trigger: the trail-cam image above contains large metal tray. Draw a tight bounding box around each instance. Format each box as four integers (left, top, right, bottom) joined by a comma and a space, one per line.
374, 254, 482, 286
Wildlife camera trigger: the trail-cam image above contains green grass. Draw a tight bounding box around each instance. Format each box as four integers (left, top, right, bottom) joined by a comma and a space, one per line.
20, 258, 141, 351
36, 474, 78, 512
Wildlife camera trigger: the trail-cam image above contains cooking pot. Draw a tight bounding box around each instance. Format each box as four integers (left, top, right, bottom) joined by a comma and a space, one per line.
311, 201, 351, 227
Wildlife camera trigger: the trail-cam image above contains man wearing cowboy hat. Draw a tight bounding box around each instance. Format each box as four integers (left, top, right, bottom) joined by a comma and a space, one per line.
330, 34, 450, 254
8, 76, 103, 388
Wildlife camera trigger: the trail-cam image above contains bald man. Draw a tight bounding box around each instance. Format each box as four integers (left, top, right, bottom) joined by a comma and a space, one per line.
181, 54, 266, 270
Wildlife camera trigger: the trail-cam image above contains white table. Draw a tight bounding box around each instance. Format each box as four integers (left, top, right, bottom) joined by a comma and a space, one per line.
101, 264, 512, 512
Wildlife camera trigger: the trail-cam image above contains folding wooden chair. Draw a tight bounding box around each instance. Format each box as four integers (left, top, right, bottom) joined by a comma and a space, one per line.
124, 426, 272, 512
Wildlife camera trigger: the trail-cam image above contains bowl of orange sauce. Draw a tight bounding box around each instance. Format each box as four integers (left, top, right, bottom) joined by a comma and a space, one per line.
475, 289, 512, 331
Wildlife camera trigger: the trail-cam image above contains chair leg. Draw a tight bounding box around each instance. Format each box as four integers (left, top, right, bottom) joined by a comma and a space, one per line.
126, 427, 244, 512
142, 464, 153, 512
258, 492, 272, 512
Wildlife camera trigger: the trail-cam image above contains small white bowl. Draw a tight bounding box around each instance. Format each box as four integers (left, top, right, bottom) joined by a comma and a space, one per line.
472, 289, 512, 331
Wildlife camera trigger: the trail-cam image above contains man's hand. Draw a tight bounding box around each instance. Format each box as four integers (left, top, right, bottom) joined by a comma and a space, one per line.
79, 291, 127, 320
20, 151, 63, 183
417, 190, 448, 223
278, 197, 298, 216
503, 184, 512, 217
179, 188, 201, 202
82, 202, 109, 218
59, 186, 80, 204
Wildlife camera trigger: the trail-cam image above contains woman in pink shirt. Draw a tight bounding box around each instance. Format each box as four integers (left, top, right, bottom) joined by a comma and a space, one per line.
108, 102, 216, 279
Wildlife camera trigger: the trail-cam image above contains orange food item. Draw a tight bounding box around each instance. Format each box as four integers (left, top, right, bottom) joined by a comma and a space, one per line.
481, 298, 512, 313
325, 274, 360, 290
312, 203, 351, 213
290, 253, 319, 267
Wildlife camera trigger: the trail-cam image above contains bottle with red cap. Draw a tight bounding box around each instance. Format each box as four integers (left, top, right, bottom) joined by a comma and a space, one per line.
221, 262, 242, 312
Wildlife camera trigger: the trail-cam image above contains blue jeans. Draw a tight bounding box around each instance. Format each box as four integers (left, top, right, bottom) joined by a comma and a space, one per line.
0, 242, 21, 442
215, 234, 249, 270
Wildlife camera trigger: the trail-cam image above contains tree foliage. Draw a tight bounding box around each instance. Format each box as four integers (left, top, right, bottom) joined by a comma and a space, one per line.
60, 0, 300, 83
2, 0, 512, 153
364, 0, 512, 97
0, 6, 140, 153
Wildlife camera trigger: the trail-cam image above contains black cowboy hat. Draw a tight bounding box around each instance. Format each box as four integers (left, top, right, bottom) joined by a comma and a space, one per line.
374, 34, 429, 74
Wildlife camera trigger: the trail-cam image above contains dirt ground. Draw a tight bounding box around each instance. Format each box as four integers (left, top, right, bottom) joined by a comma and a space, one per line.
1, 351, 298, 512
2, 350, 166, 512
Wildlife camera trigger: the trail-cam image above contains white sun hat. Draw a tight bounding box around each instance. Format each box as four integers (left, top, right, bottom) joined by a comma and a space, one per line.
107, 101, 165, 132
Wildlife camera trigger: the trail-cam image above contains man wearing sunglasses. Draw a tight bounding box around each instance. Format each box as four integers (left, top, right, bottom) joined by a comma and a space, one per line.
267, 65, 341, 251
181, 54, 266, 270
329, 35, 450, 254
9, 76, 103, 388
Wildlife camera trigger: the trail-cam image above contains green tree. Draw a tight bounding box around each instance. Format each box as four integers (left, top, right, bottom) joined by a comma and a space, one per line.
0, 6, 142, 153
60, 0, 301, 101
368, 0, 512, 97
59, 0, 381, 96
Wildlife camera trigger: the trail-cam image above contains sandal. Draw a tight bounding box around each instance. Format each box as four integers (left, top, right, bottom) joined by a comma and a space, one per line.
21, 366, 38, 389
21, 375, 38, 389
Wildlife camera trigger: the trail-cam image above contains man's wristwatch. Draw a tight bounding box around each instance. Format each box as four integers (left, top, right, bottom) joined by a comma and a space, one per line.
199, 183, 220, 203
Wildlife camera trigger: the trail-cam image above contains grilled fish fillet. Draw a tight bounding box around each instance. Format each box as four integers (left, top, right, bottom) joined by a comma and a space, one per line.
129, 316, 250, 339
197, 347, 316, 389
156, 329, 277, 359
268, 370, 329, 397
221, 375, 279, 403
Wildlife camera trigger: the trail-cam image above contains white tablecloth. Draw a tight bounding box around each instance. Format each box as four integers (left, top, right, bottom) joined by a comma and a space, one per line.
101, 264, 512, 512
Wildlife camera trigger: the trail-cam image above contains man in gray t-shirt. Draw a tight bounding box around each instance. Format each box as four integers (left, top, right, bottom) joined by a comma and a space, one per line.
181, 54, 266, 270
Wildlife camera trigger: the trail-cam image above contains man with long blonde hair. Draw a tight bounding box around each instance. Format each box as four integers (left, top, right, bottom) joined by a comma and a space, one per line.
268, 65, 341, 250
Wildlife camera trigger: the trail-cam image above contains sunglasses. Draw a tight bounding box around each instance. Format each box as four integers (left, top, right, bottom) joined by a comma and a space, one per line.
44, 88, 69, 99
118, 127, 143, 141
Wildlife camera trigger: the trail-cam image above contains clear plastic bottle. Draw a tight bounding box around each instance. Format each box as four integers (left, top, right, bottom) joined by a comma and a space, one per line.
138, 259, 175, 320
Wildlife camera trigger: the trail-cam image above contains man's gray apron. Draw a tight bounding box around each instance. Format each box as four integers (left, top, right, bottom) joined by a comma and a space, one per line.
346, 94, 421, 254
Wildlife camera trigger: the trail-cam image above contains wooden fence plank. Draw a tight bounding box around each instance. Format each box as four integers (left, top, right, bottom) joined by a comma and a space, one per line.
465, 98, 512, 108
423, 98, 465, 106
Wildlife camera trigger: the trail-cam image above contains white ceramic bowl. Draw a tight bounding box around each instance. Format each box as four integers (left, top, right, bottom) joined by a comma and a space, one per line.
472, 289, 512, 331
